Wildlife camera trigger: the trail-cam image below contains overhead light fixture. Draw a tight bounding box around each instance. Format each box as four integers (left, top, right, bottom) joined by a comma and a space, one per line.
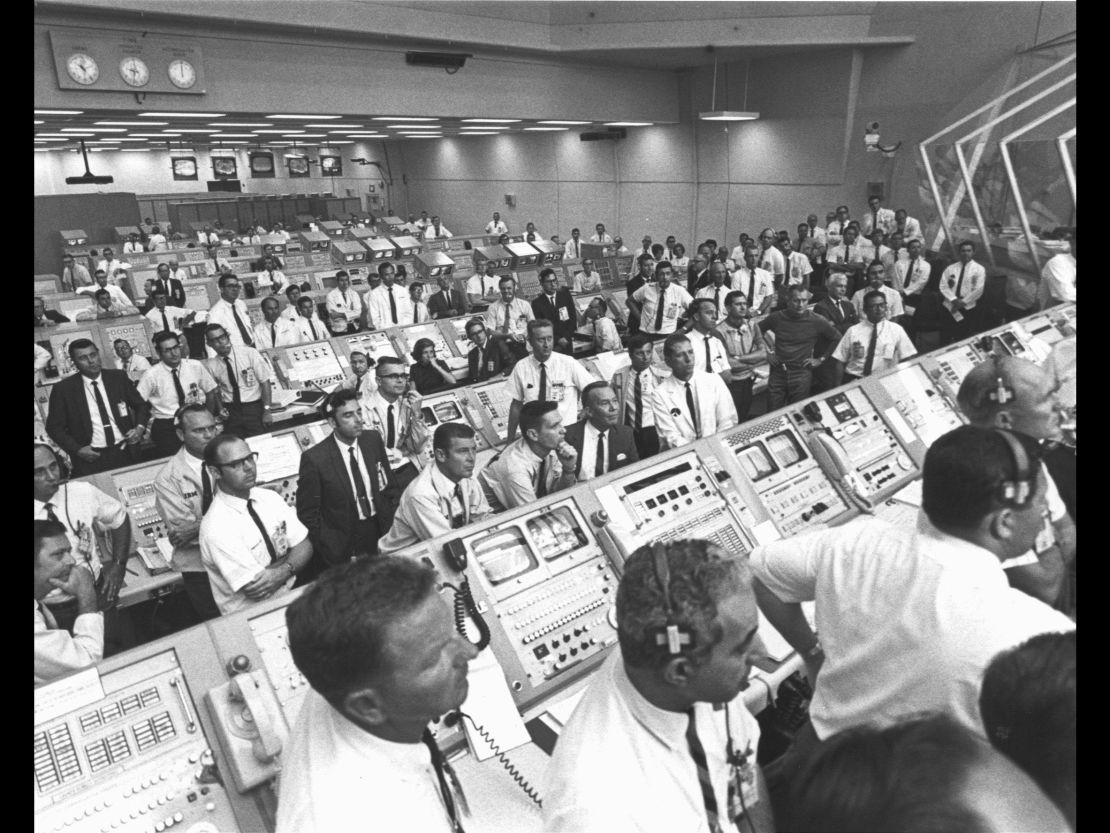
538, 120, 591, 125
210, 133, 258, 138
96, 121, 168, 126
54, 132, 93, 137
176, 129, 219, 134
116, 138, 147, 142
35, 109, 83, 115
255, 129, 296, 134
462, 118, 521, 124
266, 114, 340, 120
323, 140, 353, 144
309, 123, 362, 129
62, 127, 125, 133
373, 116, 438, 122
698, 51, 760, 123
217, 122, 272, 127
65, 139, 114, 185
120, 148, 152, 152
458, 131, 497, 136
212, 140, 248, 144
130, 133, 170, 137
34, 120, 44, 125
524, 127, 569, 132
139, 112, 225, 118
460, 125, 510, 131
604, 122, 652, 127
290, 133, 326, 138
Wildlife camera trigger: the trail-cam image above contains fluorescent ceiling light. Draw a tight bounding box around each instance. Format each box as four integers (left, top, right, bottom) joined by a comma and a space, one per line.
212, 140, 247, 144
458, 131, 497, 136
34, 120, 44, 125
54, 132, 93, 137
120, 148, 152, 152
176, 129, 219, 134
129, 133, 170, 137
291, 133, 326, 138
698, 111, 760, 121
461, 118, 521, 124
116, 138, 147, 142
216, 122, 272, 127
159, 133, 182, 137
35, 109, 83, 115
385, 124, 439, 129
524, 127, 568, 132
266, 114, 340, 120
604, 122, 653, 127
94, 139, 122, 143
323, 140, 353, 144
538, 120, 591, 125
372, 117, 438, 122
210, 133, 258, 138
255, 129, 296, 134
35, 133, 75, 138
34, 148, 56, 152
96, 120, 168, 126
460, 125, 510, 131
139, 112, 225, 118
345, 134, 386, 138
308, 123, 361, 129
62, 127, 125, 133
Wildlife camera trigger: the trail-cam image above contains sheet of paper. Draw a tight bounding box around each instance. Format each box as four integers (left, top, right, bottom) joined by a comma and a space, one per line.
460, 650, 531, 760
544, 688, 588, 728
751, 520, 782, 546
883, 406, 917, 445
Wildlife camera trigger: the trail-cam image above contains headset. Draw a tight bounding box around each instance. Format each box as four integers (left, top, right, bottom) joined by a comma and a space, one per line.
649, 542, 697, 656
33, 442, 70, 481
994, 428, 1037, 508
985, 350, 1016, 406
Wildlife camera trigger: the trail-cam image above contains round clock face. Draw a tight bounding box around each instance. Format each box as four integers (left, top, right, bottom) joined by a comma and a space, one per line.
168, 59, 197, 90
66, 53, 99, 85
119, 57, 150, 87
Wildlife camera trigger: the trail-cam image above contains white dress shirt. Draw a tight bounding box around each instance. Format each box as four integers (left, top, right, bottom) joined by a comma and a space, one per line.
379, 463, 490, 555
81, 373, 126, 447
577, 421, 612, 481
325, 286, 364, 318
695, 284, 733, 322
97, 258, 132, 282
542, 650, 761, 833
940, 259, 987, 310
485, 219, 509, 235
615, 366, 665, 429
573, 270, 602, 293
588, 232, 614, 244
897, 216, 924, 243
137, 359, 218, 419
422, 224, 453, 241
34, 600, 103, 688
167, 266, 190, 283
199, 487, 307, 615
477, 438, 566, 510
749, 518, 1075, 739
466, 272, 502, 300
833, 319, 916, 377
851, 285, 905, 320
785, 251, 814, 286
729, 268, 775, 312
563, 238, 585, 260
824, 219, 848, 248
292, 312, 327, 343
826, 243, 868, 273
365, 284, 414, 328
1039, 253, 1076, 305
689, 330, 732, 375
362, 391, 421, 462
333, 434, 378, 521
203, 256, 233, 276
651, 370, 738, 449
253, 316, 302, 348
894, 257, 931, 295
33, 482, 127, 600
508, 351, 596, 429
204, 345, 272, 405
77, 283, 132, 307
119, 353, 152, 384
35, 344, 52, 373
482, 297, 535, 338
861, 206, 897, 237
257, 269, 288, 292
583, 316, 621, 351
122, 240, 144, 254
146, 233, 167, 251
276, 688, 467, 833
145, 304, 193, 336
758, 246, 786, 277
632, 283, 694, 335
206, 297, 256, 353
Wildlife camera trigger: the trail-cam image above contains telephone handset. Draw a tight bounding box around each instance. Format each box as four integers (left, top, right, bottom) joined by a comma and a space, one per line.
808, 432, 874, 513
441, 538, 490, 651
205, 668, 289, 792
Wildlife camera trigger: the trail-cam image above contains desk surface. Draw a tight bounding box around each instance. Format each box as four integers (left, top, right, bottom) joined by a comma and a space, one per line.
116, 552, 183, 608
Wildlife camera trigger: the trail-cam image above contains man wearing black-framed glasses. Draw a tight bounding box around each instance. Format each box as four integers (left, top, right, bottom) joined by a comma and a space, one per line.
363, 356, 425, 493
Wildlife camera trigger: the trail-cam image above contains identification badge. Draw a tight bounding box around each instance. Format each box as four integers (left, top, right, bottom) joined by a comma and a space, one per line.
116, 400, 128, 418
791, 266, 799, 278
712, 355, 730, 373
187, 382, 202, 403
272, 520, 290, 557
74, 520, 94, 561
551, 382, 566, 402
1034, 516, 1055, 554
763, 261, 772, 272
727, 745, 759, 820
853, 343, 867, 359
665, 303, 678, 318
486, 360, 496, 372
241, 367, 258, 387
558, 308, 570, 321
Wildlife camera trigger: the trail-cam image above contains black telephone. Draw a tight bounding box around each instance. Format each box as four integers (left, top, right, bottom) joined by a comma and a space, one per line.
441, 537, 490, 652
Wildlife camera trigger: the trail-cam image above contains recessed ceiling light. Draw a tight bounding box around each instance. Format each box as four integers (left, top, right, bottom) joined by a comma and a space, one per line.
54, 132, 94, 137
129, 133, 170, 137
120, 148, 152, 152
385, 124, 440, 129
291, 133, 326, 138
458, 131, 497, 136
62, 127, 126, 133
35, 134, 75, 138
176, 129, 219, 134
372, 117, 438, 122
216, 122, 272, 128
139, 112, 226, 118
604, 121, 653, 127
524, 127, 569, 132
34, 120, 44, 125
460, 125, 510, 131
116, 138, 147, 142
34, 109, 83, 115
96, 121, 168, 126
461, 118, 521, 124
255, 129, 296, 134
209, 133, 258, 138
308, 123, 362, 129
538, 120, 591, 125
266, 114, 341, 120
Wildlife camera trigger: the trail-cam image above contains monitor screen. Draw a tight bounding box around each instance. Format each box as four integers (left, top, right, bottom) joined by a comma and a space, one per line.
736, 442, 778, 482
526, 507, 588, 561
766, 430, 806, 467
473, 528, 537, 586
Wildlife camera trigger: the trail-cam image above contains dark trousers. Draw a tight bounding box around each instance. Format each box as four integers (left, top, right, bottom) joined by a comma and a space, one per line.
811, 358, 839, 395
631, 425, 660, 460
768, 364, 813, 409
728, 377, 756, 422
150, 418, 182, 457
296, 516, 381, 587
766, 719, 822, 815
181, 571, 221, 622
222, 400, 265, 438
70, 444, 136, 477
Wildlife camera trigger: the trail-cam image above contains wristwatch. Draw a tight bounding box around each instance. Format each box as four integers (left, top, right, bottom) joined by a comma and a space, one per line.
802, 640, 823, 660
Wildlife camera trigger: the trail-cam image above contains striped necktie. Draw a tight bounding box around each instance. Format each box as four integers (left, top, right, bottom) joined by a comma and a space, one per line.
686, 709, 723, 833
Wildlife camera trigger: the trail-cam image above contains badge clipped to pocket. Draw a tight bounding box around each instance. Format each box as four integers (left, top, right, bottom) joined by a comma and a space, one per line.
241, 367, 258, 387
272, 520, 290, 557
116, 400, 129, 418
727, 745, 759, 821
558, 308, 570, 321
551, 382, 566, 402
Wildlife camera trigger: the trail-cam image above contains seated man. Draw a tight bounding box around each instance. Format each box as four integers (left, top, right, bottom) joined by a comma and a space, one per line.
292, 296, 327, 342
482, 274, 534, 362
578, 297, 621, 352
564, 381, 639, 481
379, 424, 492, 554
573, 259, 603, 293
75, 288, 139, 320
324, 270, 363, 322
543, 540, 774, 833
781, 714, 1070, 833
144, 287, 197, 338
478, 400, 578, 511
34, 297, 69, 327
408, 281, 430, 324
465, 260, 503, 308
199, 434, 313, 615
427, 274, 467, 320
34, 519, 104, 687
652, 332, 738, 449
113, 339, 151, 385
464, 318, 510, 383
833, 289, 916, 383
532, 268, 579, 353
276, 556, 481, 833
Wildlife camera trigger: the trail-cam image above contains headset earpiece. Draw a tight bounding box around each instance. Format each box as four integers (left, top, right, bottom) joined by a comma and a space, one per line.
994, 429, 1034, 507
650, 543, 697, 655
985, 352, 1015, 406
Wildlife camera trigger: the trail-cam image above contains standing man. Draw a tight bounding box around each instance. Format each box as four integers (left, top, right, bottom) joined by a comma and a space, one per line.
296, 389, 396, 584
894, 238, 932, 298
731, 248, 776, 316
506, 319, 596, 441
61, 254, 93, 292
826, 226, 869, 294
628, 262, 694, 340
716, 292, 767, 422
543, 540, 773, 833
379, 423, 491, 554
485, 211, 508, 235
203, 323, 274, 438
780, 235, 814, 292
408, 281, 430, 324
759, 285, 843, 408
686, 251, 710, 294
590, 223, 614, 244
137, 331, 220, 456
757, 228, 786, 288
363, 357, 426, 488
940, 240, 987, 342
152, 262, 187, 308
1038, 232, 1075, 307
685, 299, 732, 376
531, 267, 578, 353
573, 258, 602, 293
206, 273, 256, 354
325, 270, 364, 323
695, 261, 734, 322
144, 287, 197, 338
564, 381, 639, 482
427, 274, 467, 320
833, 290, 917, 383
422, 215, 452, 241
482, 274, 534, 362
478, 401, 578, 510
96, 248, 131, 284
152, 404, 223, 622
652, 333, 738, 449
365, 262, 413, 329
464, 318, 509, 383
46, 338, 150, 476
612, 334, 668, 460
200, 434, 313, 615
851, 262, 905, 320
825, 205, 851, 249
861, 194, 896, 239
112, 339, 151, 386
466, 260, 503, 308
564, 227, 584, 261
252, 296, 302, 348
626, 254, 656, 333
797, 219, 827, 292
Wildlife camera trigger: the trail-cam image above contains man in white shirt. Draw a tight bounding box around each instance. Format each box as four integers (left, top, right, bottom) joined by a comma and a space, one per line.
755, 228, 786, 288
652, 332, 738, 449
589, 223, 614, 244
325, 270, 364, 321
77, 269, 132, 307
483, 274, 535, 361
632, 235, 655, 262
199, 434, 312, 615
257, 256, 287, 293
894, 208, 924, 244
379, 423, 491, 554
522, 220, 546, 243
543, 540, 774, 833
197, 225, 220, 246
122, 232, 144, 254
253, 296, 302, 348
750, 426, 1074, 782
851, 262, 905, 320
276, 556, 481, 833
563, 227, 585, 261
145, 287, 197, 337
202, 244, 233, 277
484, 211, 508, 235
206, 273, 257, 354
34, 519, 104, 687
293, 296, 327, 342
579, 297, 621, 351
165, 257, 190, 285
834, 290, 916, 382
75, 289, 139, 321
478, 400, 578, 510
137, 331, 220, 456
146, 225, 168, 251
506, 319, 597, 440
203, 323, 274, 437
413, 211, 430, 231
365, 262, 413, 329
779, 235, 814, 291
940, 240, 987, 341
1038, 233, 1075, 307
695, 261, 733, 322
612, 334, 668, 459
826, 225, 869, 295
96, 248, 131, 285
861, 194, 897, 239
422, 215, 453, 241
112, 339, 151, 385
685, 298, 733, 378
628, 261, 694, 339
894, 238, 932, 299
61, 254, 93, 292
572, 258, 603, 293
281, 285, 305, 322
824, 205, 851, 249
466, 260, 504, 308
730, 248, 775, 315
715, 292, 767, 422
361, 357, 427, 480
612, 236, 630, 255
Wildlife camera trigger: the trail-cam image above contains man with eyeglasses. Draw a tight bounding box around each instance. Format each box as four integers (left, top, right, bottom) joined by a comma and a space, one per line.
206, 273, 256, 356
482, 274, 534, 362
137, 331, 220, 457
362, 357, 425, 492
203, 323, 274, 438
199, 434, 312, 615
832, 290, 916, 384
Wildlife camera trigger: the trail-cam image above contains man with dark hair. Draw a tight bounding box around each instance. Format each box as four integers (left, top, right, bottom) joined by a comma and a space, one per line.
482, 273, 534, 361
293, 295, 326, 342
152, 404, 223, 622
138, 331, 220, 456
35, 519, 104, 686
296, 389, 396, 584
277, 556, 481, 832
579, 296, 621, 351
543, 540, 773, 832
564, 381, 639, 482
506, 318, 595, 441
427, 273, 467, 320
832, 288, 915, 383
34, 297, 69, 327
152, 261, 187, 308
750, 426, 1074, 786
206, 273, 256, 352
850, 262, 904, 320
365, 261, 412, 328
731, 247, 775, 315
652, 332, 738, 449
611, 334, 667, 459
325, 269, 363, 322
203, 323, 274, 438
781, 714, 1069, 833
113, 338, 151, 385
379, 423, 491, 554
940, 240, 987, 342
46, 338, 150, 475
759, 284, 842, 407
532, 267, 578, 353
464, 318, 509, 383
628, 261, 694, 339
478, 400, 578, 510
200, 434, 312, 614
361, 356, 426, 488
1038, 231, 1075, 307
252, 296, 302, 348
825, 225, 868, 294
61, 254, 93, 292
715, 291, 766, 422
75, 287, 139, 320
980, 631, 1075, 830
625, 254, 656, 333
466, 259, 503, 308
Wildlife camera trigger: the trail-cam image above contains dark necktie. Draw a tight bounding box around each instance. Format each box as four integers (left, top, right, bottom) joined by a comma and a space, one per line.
452, 482, 466, 528
746, 271, 755, 306
872, 209, 879, 234
421, 729, 465, 833
536, 457, 548, 497
575, 241, 579, 258
595, 430, 606, 478
161, 279, 170, 296
246, 498, 278, 563
634, 372, 644, 429
388, 286, 398, 323
653, 288, 666, 331
714, 285, 722, 313
348, 446, 373, 518
386, 404, 396, 448
223, 356, 241, 406
686, 710, 721, 833
685, 381, 700, 436
91, 380, 116, 446
161, 310, 170, 333
270, 323, 277, 346
863, 322, 879, 376
44, 502, 60, 524
704, 336, 713, 372
841, 300, 852, 323
308, 317, 318, 341
171, 368, 186, 406
955, 262, 968, 298
537, 363, 548, 403
201, 466, 213, 513
231, 304, 254, 346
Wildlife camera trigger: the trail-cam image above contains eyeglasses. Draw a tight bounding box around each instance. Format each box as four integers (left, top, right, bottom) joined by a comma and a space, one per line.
216, 451, 258, 471
207, 334, 231, 344
378, 373, 410, 381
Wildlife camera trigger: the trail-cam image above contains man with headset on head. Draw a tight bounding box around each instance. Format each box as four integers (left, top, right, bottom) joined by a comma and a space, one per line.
543, 539, 774, 833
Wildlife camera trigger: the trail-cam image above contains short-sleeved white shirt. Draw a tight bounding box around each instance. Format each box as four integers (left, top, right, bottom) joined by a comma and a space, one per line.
508, 351, 596, 429
137, 358, 218, 419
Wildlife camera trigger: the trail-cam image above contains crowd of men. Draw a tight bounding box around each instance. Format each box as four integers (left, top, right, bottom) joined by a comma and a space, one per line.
35, 201, 1076, 832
